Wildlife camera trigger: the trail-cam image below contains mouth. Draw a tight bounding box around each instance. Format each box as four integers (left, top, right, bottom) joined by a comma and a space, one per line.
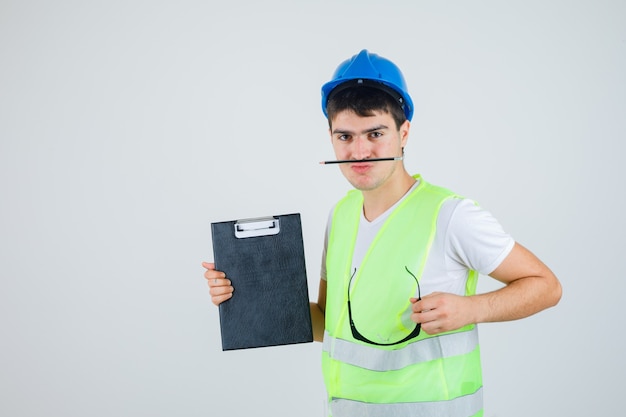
349, 162, 373, 173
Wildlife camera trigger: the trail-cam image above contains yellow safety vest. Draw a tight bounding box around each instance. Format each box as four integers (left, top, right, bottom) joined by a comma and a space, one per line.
322, 175, 483, 417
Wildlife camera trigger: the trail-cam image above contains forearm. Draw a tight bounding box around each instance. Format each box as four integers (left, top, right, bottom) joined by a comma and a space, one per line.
310, 302, 326, 342
470, 273, 561, 324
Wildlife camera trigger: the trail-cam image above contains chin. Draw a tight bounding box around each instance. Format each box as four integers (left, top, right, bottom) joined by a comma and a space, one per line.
347, 177, 378, 192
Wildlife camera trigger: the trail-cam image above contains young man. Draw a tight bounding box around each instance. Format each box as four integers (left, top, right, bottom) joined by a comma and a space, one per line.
203, 49, 562, 417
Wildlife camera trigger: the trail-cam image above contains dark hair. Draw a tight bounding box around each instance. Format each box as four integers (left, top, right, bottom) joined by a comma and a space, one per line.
325, 85, 407, 129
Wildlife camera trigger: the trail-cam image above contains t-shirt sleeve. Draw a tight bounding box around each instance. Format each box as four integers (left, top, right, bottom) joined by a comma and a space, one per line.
444, 199, 515, 275
320, 208, 333, 281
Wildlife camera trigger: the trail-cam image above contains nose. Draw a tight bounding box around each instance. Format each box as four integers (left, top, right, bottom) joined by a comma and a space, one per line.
352, 136, 371, 160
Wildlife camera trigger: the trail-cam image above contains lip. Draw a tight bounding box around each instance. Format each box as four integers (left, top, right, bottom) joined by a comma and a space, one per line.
350, 162, 373, 173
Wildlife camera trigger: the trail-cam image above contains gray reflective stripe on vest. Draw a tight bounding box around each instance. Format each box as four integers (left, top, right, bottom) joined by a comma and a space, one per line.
323, 327, 478, 372
330, 386, 483, 417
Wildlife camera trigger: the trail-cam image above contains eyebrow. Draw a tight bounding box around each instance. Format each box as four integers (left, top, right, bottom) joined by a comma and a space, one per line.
331, 124, 390, 136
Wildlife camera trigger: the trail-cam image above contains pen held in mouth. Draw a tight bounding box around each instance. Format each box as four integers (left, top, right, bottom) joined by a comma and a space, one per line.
319, 156, 404, 165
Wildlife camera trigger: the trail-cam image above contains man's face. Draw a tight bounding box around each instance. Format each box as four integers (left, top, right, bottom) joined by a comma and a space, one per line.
329, 109, 409, 192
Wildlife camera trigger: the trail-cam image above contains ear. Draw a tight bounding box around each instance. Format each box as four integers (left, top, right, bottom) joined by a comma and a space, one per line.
400, 120, 410, 148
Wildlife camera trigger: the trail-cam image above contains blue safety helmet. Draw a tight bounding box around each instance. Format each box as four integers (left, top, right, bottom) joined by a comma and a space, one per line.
321, 49, 414, 121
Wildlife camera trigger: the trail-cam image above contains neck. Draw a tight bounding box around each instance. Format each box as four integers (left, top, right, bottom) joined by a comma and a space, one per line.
362, 171, 416, 221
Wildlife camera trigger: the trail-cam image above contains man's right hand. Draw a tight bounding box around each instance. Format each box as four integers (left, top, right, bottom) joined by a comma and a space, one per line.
202, 261, 234, 306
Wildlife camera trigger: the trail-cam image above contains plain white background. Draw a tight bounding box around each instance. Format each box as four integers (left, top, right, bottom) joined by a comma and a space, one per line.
1, 1, 624, 416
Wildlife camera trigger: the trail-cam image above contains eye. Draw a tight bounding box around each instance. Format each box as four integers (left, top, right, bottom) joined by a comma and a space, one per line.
337, 134, 351, 142
369, 131, 383, 139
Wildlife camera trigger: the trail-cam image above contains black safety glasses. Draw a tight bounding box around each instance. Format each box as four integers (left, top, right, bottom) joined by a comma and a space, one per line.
347, 266, 421, 346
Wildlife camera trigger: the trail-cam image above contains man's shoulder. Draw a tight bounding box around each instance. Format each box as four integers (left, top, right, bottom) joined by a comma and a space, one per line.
417, 177, 462, 200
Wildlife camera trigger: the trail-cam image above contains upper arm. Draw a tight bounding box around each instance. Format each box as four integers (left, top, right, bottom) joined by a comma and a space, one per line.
489, 242, 556, 285
484, 242, 562, 317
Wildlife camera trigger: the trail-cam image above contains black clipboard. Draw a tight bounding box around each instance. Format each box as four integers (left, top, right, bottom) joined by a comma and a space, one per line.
211, 213, 313, 350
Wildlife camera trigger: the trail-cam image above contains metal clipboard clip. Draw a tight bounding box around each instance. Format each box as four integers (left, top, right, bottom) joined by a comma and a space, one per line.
234, 216, 280, 239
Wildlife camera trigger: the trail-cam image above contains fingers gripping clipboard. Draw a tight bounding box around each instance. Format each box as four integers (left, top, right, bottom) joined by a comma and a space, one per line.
211, 213, 313, 350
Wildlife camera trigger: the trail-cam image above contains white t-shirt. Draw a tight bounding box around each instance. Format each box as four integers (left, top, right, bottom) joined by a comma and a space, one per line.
320, 181, 515, 296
